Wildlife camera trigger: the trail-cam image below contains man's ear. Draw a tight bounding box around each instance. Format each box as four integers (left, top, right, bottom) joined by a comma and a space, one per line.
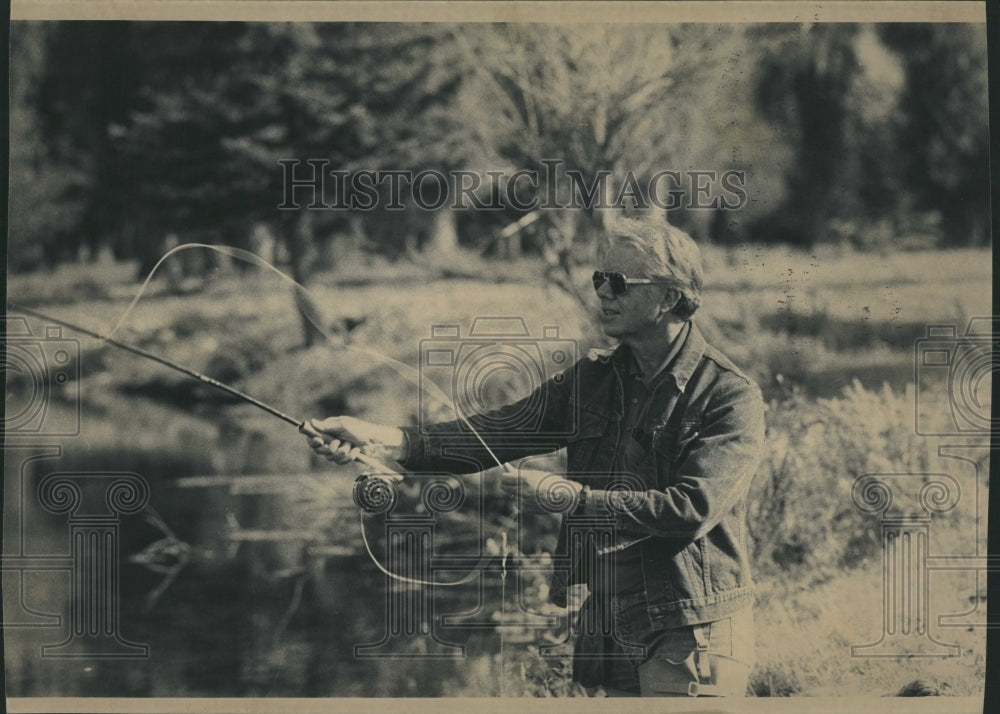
660, 288, 680, 315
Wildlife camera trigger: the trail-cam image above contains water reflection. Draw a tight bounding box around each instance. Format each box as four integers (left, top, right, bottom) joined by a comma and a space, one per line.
3, 436, 525, 697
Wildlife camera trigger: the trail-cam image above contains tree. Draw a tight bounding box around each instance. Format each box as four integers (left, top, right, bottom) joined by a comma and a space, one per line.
451, 24, 745, 304
334, 25, 476, 258
28, 22, 144, 266
26, 22, 484, 338
9, 22, 78, 270
878, 24, 989, 247
109, 23, 383, 345
748, 24, 864, 246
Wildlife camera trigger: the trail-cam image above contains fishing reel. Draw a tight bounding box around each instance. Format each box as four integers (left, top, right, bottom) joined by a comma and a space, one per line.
352, 472, 402, 514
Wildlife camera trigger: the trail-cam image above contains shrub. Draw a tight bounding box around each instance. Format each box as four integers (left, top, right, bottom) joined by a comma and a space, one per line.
747, 380, 948, 579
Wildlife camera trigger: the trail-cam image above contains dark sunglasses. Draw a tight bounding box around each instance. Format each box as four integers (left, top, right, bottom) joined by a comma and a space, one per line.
592, 270, 660, 296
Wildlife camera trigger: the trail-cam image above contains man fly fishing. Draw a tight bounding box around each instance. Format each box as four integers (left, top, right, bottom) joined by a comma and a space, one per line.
303, 216, 765, 698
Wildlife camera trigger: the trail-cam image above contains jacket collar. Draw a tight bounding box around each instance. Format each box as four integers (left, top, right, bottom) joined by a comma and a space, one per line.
609, 320, 706, 394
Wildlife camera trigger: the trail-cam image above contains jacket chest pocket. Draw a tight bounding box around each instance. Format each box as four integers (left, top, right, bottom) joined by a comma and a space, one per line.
565, 404, 613, 475
651, 419, 701, 484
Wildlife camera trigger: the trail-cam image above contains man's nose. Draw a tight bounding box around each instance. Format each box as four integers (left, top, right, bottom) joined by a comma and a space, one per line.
596, 280, 617, 300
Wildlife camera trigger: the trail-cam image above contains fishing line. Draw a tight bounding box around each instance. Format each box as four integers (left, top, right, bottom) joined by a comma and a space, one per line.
499, 530, 509, 696
15, 241, 525, 697
357, 511, 484, 588
11, 243, 517, 588
101, 242, 511, 471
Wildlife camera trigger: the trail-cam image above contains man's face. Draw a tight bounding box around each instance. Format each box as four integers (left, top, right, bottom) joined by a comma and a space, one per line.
595, 243, 673, 342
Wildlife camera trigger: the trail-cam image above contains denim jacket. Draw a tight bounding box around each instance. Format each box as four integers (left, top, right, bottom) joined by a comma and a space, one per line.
399, 322, 765, 630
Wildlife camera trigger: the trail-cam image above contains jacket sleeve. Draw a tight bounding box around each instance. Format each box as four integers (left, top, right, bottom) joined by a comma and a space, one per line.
397, 360, 580, 475
582, 376, 765, 540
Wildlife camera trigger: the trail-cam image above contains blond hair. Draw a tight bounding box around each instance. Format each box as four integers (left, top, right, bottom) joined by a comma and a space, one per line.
606, 217, 703, 319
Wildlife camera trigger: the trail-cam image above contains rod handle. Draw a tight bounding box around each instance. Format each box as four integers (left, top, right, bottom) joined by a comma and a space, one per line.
298, 420, 405, 481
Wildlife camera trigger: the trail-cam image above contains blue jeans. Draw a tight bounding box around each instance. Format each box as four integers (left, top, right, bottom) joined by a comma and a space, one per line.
574, 592, 755, 697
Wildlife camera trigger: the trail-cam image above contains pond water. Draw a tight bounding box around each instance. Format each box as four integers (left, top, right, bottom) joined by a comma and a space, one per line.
3, 417, 566, 698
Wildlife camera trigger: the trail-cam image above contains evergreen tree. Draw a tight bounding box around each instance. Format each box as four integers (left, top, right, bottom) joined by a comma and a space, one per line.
749, 24, 863, 246
878, 24, 989, 247
112, 23, 382, 345
30, 21, 144, 265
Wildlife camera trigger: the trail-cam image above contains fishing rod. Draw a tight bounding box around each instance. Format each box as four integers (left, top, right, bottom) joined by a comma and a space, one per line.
6, 302, 403, 484
8, 301, 509, 588
11, 247, 518, 689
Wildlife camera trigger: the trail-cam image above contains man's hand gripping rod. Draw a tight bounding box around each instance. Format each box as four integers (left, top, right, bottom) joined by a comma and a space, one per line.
297, 421, 405, 512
